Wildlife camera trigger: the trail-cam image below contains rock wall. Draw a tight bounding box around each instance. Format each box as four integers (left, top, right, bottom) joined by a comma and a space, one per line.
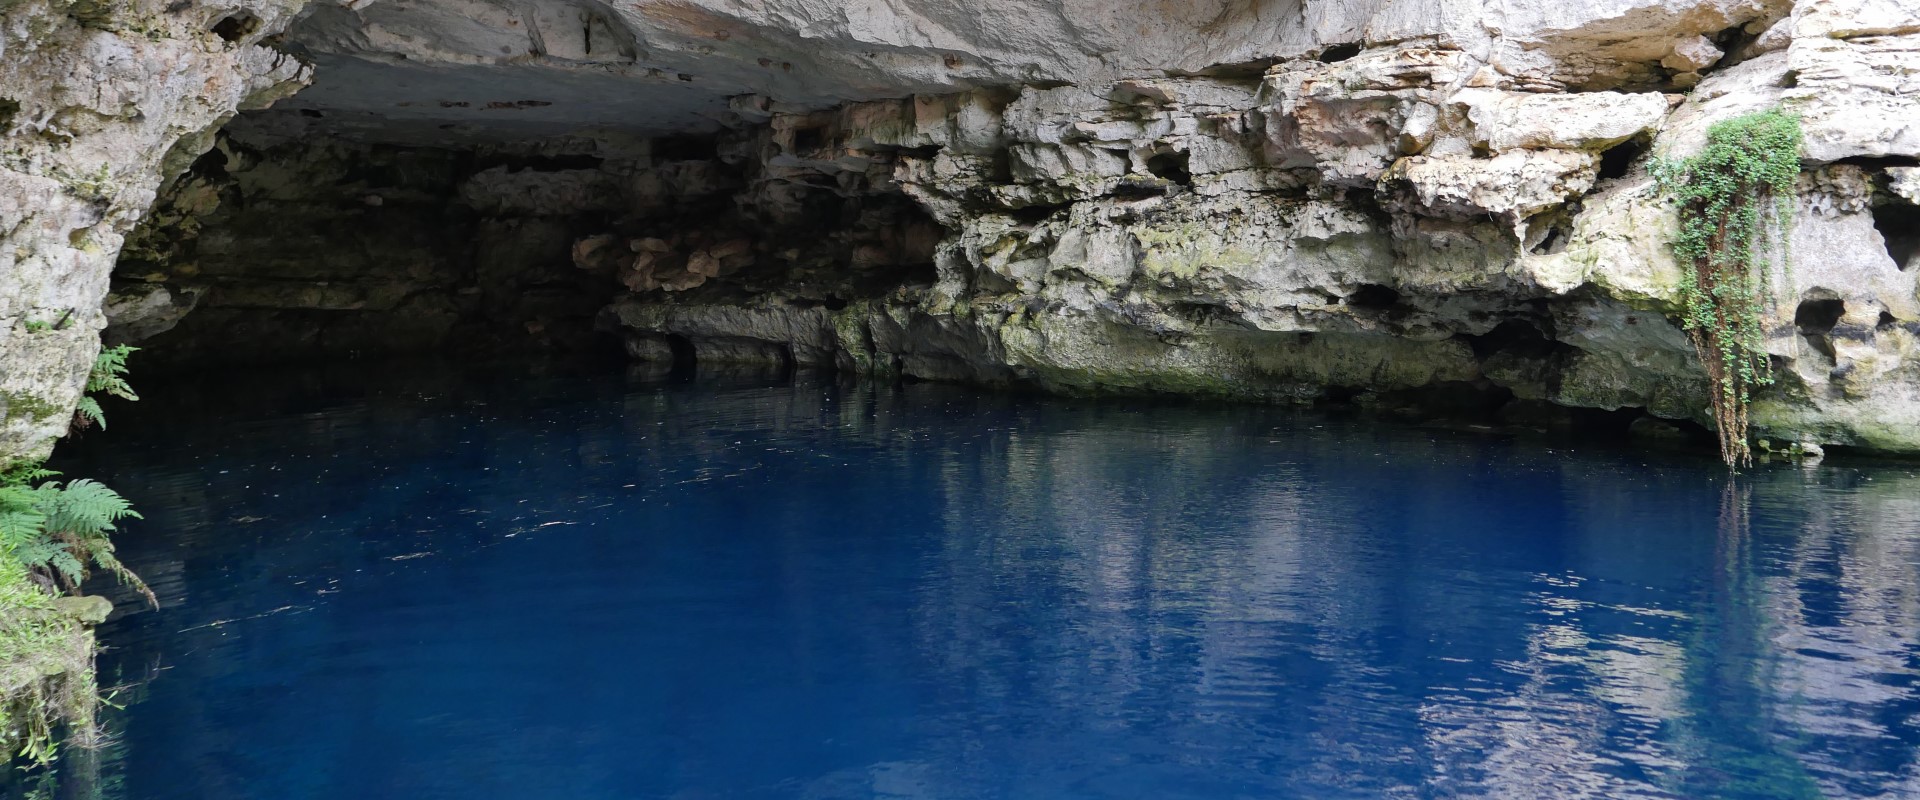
7, 0, 1920, 457
0, 0, 308, 463
593, 0, 1920, 452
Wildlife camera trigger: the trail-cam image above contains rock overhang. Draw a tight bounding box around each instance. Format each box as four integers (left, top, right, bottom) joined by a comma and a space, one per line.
256, 0, 1808, 145
12, 0, 1920, 463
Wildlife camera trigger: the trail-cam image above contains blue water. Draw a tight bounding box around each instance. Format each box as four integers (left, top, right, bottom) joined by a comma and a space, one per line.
23, 361, 1920, 799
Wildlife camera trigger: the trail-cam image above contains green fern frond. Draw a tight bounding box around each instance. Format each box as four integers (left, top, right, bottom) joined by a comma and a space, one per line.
40, 479, 141, 536
0, 484, 48, 551
73, 397, 106, 431
0, 507, 48, 550
44, 550, 85, 590
0, 464, 58, 489
0, 469, 153, 607
86, 345, 139, 402
85, 545, 155, 608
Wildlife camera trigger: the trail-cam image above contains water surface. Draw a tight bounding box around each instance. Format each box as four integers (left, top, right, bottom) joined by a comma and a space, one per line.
23, 361, 1920, 799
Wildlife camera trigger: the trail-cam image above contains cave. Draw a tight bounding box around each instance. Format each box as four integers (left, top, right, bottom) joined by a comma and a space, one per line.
95, 0, 981, 376
32, 0, 1906, 464
20, 0, 1920, 794
209, 11, 261, 43
108, 93, 944, 373
1873, 203, 1920, 271
1597, 136, 1649, 181
1145, 150, 1193, 186
1796, 295, 1846, 364
1345, 283, 1404, 311
1318, 42, 1363, 63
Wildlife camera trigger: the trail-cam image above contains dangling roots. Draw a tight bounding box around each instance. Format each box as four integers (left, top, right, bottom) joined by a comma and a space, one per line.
1682, 235, 1770, 468
1653, 109, 1802, 468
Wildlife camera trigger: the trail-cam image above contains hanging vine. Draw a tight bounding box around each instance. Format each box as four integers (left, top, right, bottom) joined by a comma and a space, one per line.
1651, 109, 1802, 468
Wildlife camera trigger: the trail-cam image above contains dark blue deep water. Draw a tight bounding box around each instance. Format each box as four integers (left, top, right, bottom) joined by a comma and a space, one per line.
20, 360, 1920, 799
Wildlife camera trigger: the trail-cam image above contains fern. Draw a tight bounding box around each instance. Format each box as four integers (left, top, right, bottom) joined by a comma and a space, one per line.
70, 345, 138, 433
86, 345, 138, 401
72, 397, 105, 431
0, 463, 59, 486
0, 469, 152, 607
39, 479, 138, 535
0, 347, 146, 765
0, 484, 49, 547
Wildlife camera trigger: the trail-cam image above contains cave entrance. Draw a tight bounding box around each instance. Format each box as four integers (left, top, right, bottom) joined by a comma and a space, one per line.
105, 118, 633, 370
1795, 295, 1846, 365
104, 2, 948, 375
107, 108, 942, 373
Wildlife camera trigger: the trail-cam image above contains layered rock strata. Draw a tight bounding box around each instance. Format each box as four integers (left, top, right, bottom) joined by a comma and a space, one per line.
590, 4, 1920, 450
6, 0, 1920, 459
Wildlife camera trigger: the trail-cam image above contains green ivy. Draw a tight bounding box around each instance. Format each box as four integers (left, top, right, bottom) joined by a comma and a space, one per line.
1651, 109, 1802, 467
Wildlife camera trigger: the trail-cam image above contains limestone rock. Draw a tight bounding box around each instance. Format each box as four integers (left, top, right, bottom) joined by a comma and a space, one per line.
1454, 90, 1670, 153
104, 283, 201, 344
52, 595, 114, 625
11, 0, 1920, 458
1794, 0, 1920, 38
0, 0, 310, 463
1888, 167, 1920, 205
1661, 35, 1725, 72
1630, 416, 1693, 441
1382, 150, 1600, 222
460, 167, 624, 215
1787, 34, 1920, 162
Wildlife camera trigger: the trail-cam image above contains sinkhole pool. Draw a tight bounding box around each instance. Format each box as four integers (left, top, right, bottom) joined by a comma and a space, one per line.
20, 359, 1920, 799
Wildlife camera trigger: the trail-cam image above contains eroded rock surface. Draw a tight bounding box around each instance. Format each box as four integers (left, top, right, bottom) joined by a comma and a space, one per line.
581, 0, 1920, 452
8, 0, 1920, 459
0, 0, 309, 462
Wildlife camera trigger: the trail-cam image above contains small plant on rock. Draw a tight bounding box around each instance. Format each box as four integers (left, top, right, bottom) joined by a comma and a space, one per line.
0, 551, 96, 767
0, 457, 143, 765
1651, 108, 1802, 467
71, 345, 137, 433
0, 348, 147, 766
0, 464, 151, 607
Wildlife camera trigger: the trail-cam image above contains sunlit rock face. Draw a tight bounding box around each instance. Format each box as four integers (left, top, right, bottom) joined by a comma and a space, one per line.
7, 0, 1920, 458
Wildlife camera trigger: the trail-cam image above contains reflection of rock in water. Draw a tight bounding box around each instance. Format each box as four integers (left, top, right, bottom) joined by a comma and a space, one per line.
903, 423, 1920, 797
1749, 470, 1920, 795
45, 365, 1920, 797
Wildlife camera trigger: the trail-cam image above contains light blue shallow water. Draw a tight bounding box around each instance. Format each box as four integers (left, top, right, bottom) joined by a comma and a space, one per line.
22, 361, 1920, 799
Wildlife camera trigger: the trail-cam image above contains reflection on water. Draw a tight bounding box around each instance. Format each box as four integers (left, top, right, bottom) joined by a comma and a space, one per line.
9, 360, 1920, 799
